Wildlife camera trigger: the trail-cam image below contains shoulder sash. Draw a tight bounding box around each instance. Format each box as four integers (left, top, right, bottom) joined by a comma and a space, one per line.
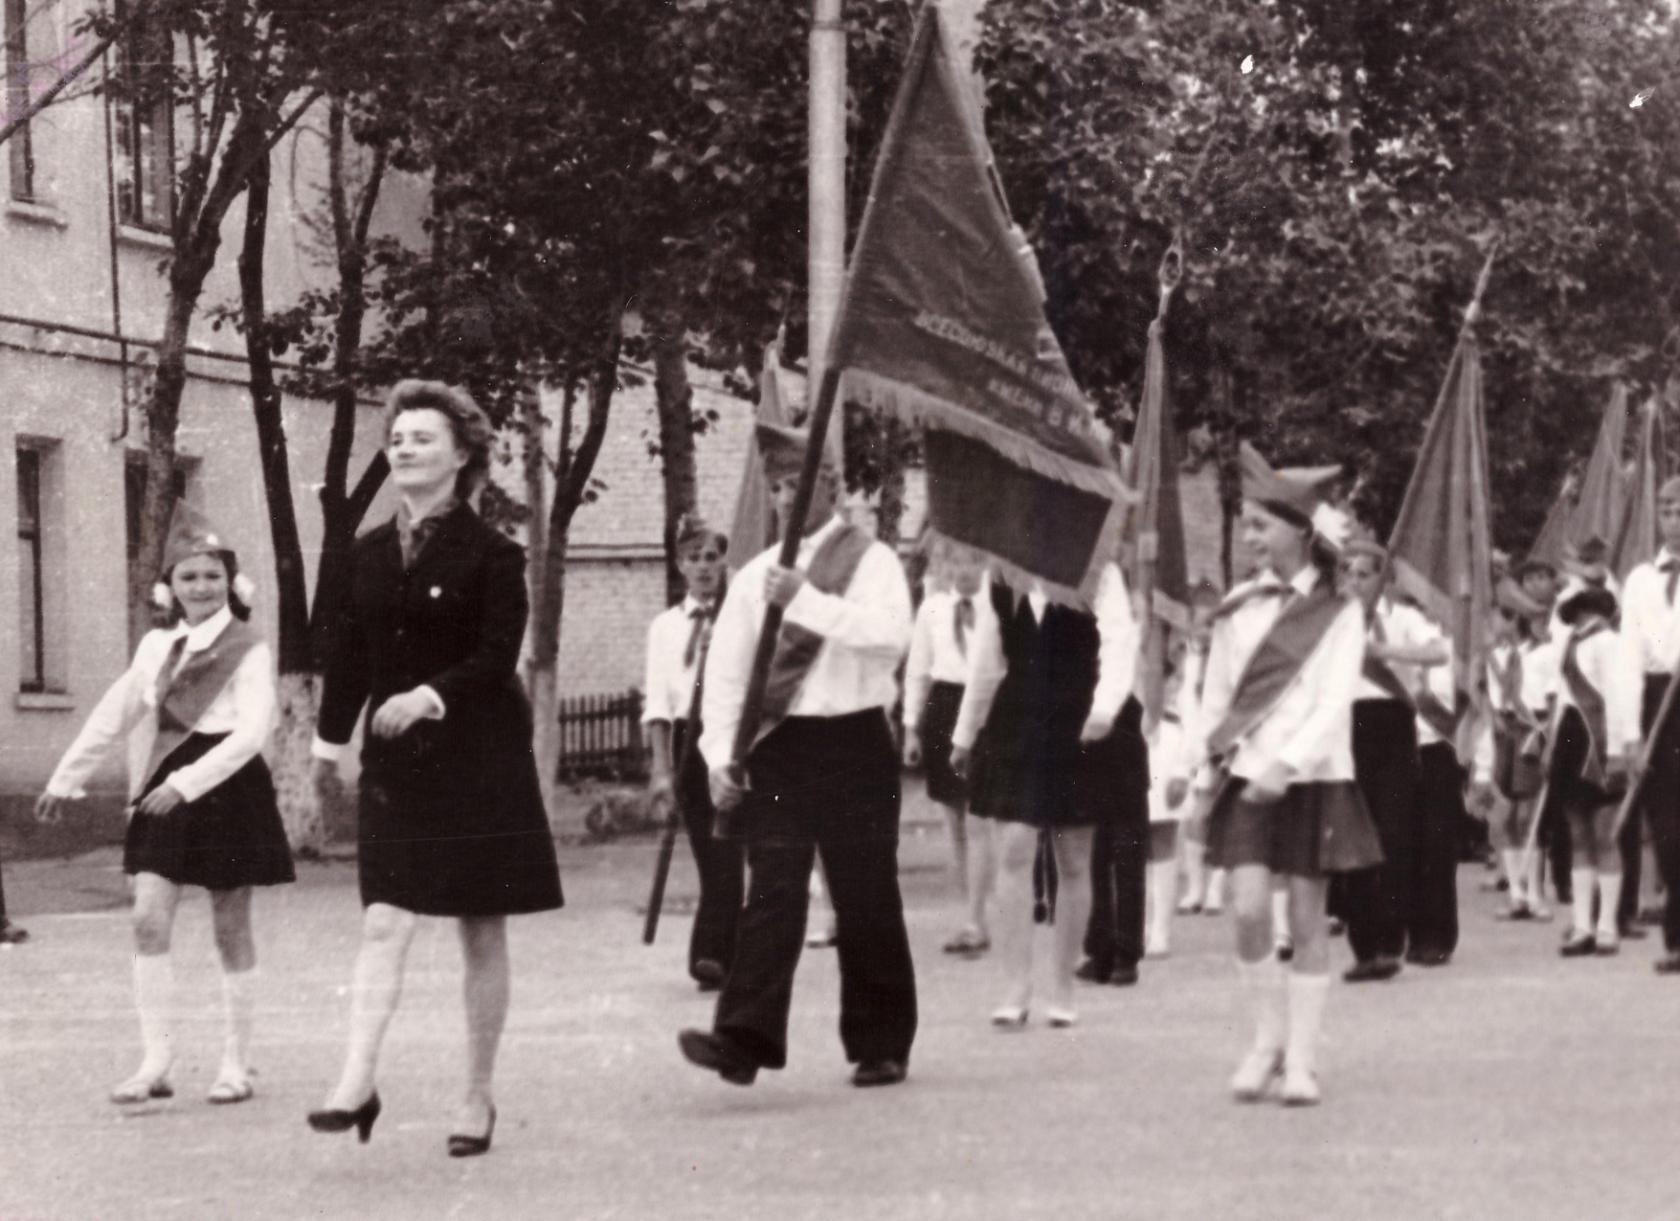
144, 617, 263, 786
1204, 583, 1347, 762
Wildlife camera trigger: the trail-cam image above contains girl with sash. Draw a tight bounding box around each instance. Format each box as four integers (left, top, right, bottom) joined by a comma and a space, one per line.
36, 504, 293, 1105
1186, 444, 1380, 1106
1470, 582, 1555, 921
1546, 583, 1642, 957
949, 558, 1140, 1028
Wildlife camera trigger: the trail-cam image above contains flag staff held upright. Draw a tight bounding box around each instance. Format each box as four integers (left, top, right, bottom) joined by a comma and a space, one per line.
719, 10, 937, 800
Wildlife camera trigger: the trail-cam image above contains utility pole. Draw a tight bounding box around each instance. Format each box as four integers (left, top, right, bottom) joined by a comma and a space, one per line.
809, 0, 846, 470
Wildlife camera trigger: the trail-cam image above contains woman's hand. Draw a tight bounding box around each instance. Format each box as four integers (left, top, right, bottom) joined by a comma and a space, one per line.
311, 757, 343, 806
371, 689, 438, 739
709, 765, 747, 812
949, 745, 972, 780
1243, 759, 1295, 804
901, 729, 923, 769
1079, 711, 1114, 742
134, 784, 185, 818
34, 792, 70, 824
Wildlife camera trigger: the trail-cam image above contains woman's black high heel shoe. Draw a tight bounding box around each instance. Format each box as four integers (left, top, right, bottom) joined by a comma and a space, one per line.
447, 1104, 496, 1158
307, 1092, 382, 1144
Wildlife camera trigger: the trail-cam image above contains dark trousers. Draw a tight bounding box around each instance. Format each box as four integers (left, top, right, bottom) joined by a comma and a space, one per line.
1344, 700, 1420, 963
1082, 705, 1150, 971
1409, 741, 1463, 957
1641, 675, 1680, 952
673, 721, 744, 979
713, 711, 917, 1070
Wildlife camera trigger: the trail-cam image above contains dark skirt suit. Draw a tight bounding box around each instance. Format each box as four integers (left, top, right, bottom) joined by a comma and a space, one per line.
318, 503, 563, 917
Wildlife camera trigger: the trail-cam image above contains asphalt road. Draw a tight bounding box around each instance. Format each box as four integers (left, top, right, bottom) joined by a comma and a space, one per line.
2, 793, 1677, 1220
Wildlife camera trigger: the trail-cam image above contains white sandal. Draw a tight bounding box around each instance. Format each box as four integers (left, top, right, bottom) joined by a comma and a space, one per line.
207, 1067, 257, 1105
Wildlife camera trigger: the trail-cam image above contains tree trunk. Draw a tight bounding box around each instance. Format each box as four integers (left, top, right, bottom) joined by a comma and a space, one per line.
527, 344, 617, 825
653, 333, 698, 607
240, 143, 327, 852
519, 381, 550, 673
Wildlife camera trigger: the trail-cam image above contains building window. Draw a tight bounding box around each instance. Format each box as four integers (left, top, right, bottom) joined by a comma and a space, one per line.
4, 0, 35, 202
17, 446, 45, 692
113, 12, 173, 230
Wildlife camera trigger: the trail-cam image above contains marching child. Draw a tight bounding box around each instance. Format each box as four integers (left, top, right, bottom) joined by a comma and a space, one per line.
36, 503, 293, 1104
1547, 582, 1641, 957
1185, 444, 1381, 1106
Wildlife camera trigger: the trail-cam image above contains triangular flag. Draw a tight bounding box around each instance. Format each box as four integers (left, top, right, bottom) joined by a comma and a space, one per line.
1528, 475, 1573, 568
827, 3, 1129, 606
1611, 397, 1670, 580
1125, 294, 1190, 721
1387, 255, 1496, 742
1567, 383, 1629, 550
727, 341, 791, 571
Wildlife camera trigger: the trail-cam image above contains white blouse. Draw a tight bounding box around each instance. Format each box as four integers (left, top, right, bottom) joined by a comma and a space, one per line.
1185, 566, 1365, 787
46, 607, 277, 804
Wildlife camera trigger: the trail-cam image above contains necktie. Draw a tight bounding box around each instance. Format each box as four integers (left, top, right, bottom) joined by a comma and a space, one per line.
400, 515, 442, 570
682, 604, 711, 669
1660, 557, 1679, 606
1368, 608, 1387, 643
954, 596, 974, 657
153, 634, 189, 710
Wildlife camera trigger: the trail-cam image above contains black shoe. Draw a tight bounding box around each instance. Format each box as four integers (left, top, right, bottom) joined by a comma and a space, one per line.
1652, 953, 1680, 975
1558, 933, 1597, 958
1343, 958, 1401, 983
692, 959, 727, 992
447, 1104, 496, 1158
677, 1029, 758, 1086
1635, 907, 1664, 927
307, 1092, 382, 1143
1108, 964, 1140, 986
1617, 924, 1647, 942
1406, 948, 1452, 967
1073, 958, 1112, 984
0, 922, 28, 945
851, 1059, 907, 1088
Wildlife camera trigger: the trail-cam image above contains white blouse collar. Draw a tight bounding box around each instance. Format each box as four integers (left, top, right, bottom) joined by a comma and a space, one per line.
177, 605, 235, 654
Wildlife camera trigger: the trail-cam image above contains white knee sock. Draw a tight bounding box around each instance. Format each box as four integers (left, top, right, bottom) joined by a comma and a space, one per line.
133, 953, 175, 1076
1271, 889, 1291, 948
1500, 849, 1527, 904
1147, 860, 1176, 947
1238, 955, 1287, 1054
1206, 869, 1227, 909
1571, 868, 1595, 936
1595, 874, 1623, 941
220, 968, 257, 1074
1180, 840, 1206, 906
1285, 972, 1330, 1080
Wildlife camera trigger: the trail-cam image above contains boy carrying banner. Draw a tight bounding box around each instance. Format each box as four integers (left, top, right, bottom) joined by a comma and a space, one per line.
679, 423, 917, 1089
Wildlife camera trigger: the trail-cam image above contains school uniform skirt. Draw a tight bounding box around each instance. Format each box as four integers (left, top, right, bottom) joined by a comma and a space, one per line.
917, 680, 970, 806
1205, 776, 1382, 879
125, 733, 296, 891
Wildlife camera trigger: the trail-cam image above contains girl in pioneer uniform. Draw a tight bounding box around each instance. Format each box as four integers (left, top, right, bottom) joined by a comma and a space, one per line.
37, 503, 293, 1106
1185, 444, 1381, 1106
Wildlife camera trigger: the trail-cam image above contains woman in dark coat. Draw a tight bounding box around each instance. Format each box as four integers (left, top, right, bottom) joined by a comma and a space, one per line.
307, 380, 562, 1157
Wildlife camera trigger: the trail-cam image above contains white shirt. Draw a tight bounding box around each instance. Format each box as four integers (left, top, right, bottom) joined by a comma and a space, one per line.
950, 562, 1138, 751
1185, 566, 1365, 787
903, 586, 984, 729
1544, 618, 1642, 760
1354, 597, 1435, 702
642, 596, 716, 725
47, 607, 276, 804
1620, 547, 1680, 677
699, 516, 912, 771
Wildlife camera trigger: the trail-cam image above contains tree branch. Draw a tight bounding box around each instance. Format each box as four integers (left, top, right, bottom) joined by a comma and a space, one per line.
0, 25, 120, 150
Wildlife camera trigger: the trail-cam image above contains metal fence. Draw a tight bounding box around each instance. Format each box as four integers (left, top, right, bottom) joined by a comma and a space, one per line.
556, 687, 648, 782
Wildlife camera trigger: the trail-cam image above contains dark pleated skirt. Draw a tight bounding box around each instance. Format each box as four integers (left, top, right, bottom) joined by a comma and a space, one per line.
918, 681, 970, 807
1205, 775, 1383, 878
124, 733, 296, 890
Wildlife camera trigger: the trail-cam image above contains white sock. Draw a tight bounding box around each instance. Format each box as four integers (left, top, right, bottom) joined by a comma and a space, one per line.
1596, 874, 1623, 941
1180, 840, 1206, 905
1271, 889, 1291, 946
1147, 860, 1176, 946
1207, 869, 1227, 908
132, 953, 175, 1077
220, 968, 257, 1074
1238, 955, 1287, 1055
1500, 849, 1527, 904
1285, 972, 1331, 1080
1571, 868, 1595, 936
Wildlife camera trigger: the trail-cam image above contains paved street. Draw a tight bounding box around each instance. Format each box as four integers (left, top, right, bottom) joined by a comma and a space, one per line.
2, 792, 1677, 1221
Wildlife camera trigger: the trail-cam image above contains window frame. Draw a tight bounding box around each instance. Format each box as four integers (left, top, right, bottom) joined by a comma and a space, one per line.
4, 0, 35, 203
113, 9, 174, 232
17, 445, 46, 693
